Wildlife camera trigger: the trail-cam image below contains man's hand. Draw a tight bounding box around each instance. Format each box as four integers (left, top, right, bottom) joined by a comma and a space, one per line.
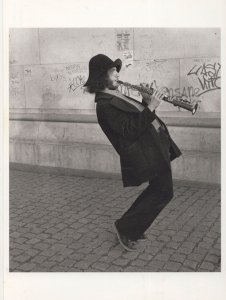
140, 83, 167, 112
140, 83, 153, 106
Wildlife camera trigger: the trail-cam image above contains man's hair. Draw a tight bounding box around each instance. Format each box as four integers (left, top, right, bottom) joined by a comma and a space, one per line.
85, 72, 109, 94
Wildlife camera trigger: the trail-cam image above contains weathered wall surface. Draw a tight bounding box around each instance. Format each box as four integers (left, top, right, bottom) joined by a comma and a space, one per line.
9, 28, 220, 112
9, 28, 221, 184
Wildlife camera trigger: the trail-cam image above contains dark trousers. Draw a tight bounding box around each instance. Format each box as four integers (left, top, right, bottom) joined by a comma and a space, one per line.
116, 126, 174, 241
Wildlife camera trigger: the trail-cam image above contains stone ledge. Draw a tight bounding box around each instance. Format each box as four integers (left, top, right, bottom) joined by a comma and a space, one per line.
9, 111, 221, 128
9, 139, 221, 154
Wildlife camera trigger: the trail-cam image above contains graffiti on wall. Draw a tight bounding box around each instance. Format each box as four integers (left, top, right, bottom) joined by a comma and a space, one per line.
9, 70, 24, 97
40, 64, 87, 93
187, 62, 221, 96
118, 60, 221, 112
65, 63, 87, 75
118, 80, 200, 104
67, 75, 86, 92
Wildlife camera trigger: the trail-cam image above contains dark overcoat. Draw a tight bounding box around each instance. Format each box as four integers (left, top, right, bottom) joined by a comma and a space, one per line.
95, 91, 182, 187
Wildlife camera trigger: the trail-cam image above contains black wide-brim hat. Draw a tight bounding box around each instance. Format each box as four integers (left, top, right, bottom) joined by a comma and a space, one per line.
83, 54, 122, 87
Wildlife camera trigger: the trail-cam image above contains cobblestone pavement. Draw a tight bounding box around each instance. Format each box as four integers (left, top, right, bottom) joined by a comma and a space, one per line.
9, 170, 221, 272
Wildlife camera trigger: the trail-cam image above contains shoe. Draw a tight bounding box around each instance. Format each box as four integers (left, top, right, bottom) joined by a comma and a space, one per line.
112, 221, 138, 252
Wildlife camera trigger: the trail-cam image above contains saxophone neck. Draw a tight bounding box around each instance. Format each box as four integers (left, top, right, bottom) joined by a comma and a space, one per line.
117, 80, 153, 95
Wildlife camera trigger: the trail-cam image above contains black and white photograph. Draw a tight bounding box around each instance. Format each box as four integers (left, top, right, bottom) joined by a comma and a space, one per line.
2, 0, 226, 299
9, 27, 221, 272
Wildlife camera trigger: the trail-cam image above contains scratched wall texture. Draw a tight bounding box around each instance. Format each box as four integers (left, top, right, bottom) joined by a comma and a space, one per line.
9, 28, 220, 112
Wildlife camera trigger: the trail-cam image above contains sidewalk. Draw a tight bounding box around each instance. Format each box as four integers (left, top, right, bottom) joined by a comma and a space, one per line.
9, 170, 221, 272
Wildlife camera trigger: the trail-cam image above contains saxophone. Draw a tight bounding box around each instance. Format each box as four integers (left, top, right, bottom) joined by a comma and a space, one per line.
117, 80, 198, 115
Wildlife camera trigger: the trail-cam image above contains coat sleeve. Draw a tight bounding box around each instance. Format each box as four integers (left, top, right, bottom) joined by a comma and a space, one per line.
142, 99, 148, 107
142, 98, 156, 113
97, 102, 156, 141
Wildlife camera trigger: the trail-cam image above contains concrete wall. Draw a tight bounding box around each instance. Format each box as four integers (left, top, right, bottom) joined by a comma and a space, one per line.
9, 28, 221, 184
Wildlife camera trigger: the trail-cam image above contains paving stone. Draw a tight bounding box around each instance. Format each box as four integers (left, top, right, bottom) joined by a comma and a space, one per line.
10, 232, 22, 238
149, 229, 161, 236
186, 237, 201, 244
22, 233, 37, 239
91, 262, 109, 271
181, 241, 196, 249
122, 251, 140, 260
76, 247, 93, 254
199, 261, 215, 271
33, 242, 50, 250
164, 230, 177, 236
74, 261, 92, 270
213, 243, 221, 250
24, 249, 40, 257
92, 247, 110, 255
70, 253, 85, 261
30, 255, 47, 264
197, 242, 214, 250
26, 238, 41, 245
49, 254, 66, 263
9, 261, 20, 271
160, 248, 175, 255
170, 253, 186, 263
68, 242, 83, 250
191, 231, 206, 238
39, 261, 57, 270
14, 254, 31, 263
187, 253, 205, 262
157, 235, 171, 242
14, 237, 28, 244
101, 241, 114, 249
172, 236, 186, 242
36, 233, 51, 240
154, 254, 170, 262
17, 262, 36, 272
206, 231, 218, 239
40, 249, 58, 257
107, 265, 123, 272
138, 253, 153, 261
166, 241, 180, 250
99, 255, 116, 263
130, 259, 147, 267
59, 259, 76, 268
144, 246, 161, 255
84, 254, 102, 263
209, 248, 221, 256
151, 241, 165, 248
183, 259, 199, 270
108, 250, 123, 259
177, 247, 193, 255
179, 266, 195, 272
205, 254, 220, 264
50, 243, 67, 252
163, 261, 181, 271
148, 260, 165, 269
10, 248, 24, 256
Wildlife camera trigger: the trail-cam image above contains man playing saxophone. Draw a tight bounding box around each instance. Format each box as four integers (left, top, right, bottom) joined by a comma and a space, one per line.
83, 54, 182, 251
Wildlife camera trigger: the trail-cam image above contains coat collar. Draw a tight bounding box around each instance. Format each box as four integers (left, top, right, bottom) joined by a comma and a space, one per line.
95, 91, 142, 113
95, 91, 165, 128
